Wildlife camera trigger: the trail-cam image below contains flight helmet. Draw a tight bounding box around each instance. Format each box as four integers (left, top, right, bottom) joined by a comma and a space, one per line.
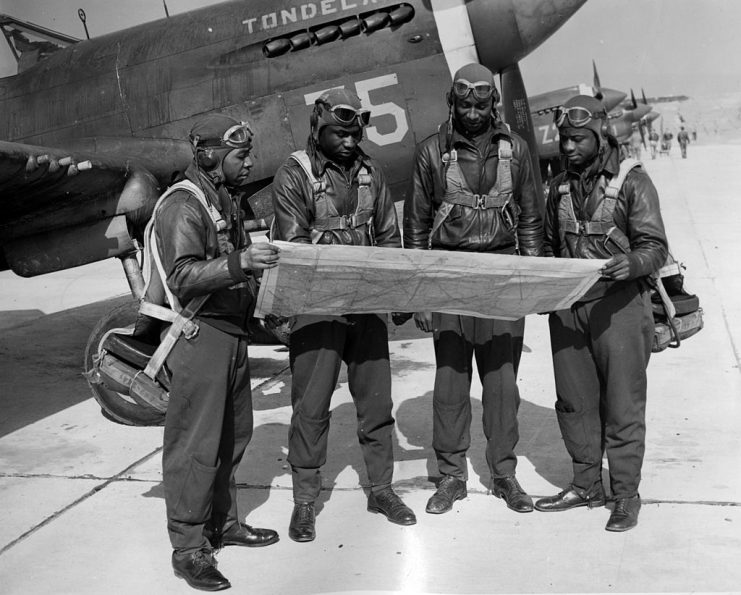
554, 94, 609, 141
448, 62, 500, 105
310, 88, 370, 142
189, 113, 253, 171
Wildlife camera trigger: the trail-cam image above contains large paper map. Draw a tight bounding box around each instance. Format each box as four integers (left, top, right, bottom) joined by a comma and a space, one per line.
255, 241, 606, 320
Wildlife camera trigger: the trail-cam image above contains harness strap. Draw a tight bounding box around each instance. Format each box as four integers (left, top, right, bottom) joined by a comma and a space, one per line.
290, 150, 325, 193
314, 212, 373, 230
430, 137, 514, 249
142, 179, 224, 315
558, 160, 643, 247
561, 220, 614, 235
142, 293, 211, 380
443, 193, 510, 209
135, 179, 221, 380
290, 149, 375, 242
605, 158, 640, 199
497, 140, 513, 195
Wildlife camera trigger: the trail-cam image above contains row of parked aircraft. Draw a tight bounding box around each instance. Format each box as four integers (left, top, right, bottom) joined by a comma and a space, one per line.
0, 0, 660, 424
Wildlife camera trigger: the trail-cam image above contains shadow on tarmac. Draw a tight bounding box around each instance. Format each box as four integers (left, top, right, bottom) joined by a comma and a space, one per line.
0, 296, 131, 437
1, 294, 580, 509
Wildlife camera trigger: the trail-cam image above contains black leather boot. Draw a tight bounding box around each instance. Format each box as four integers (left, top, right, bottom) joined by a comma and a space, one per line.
368, 487, 416, 525
205, 522, 279, 548
535, 483, 606, 512
605, 495, 641, 532
426, 476, 467, 514
172, 549, 230, 591
491, 476, 534, 513
289, 501, 316, 542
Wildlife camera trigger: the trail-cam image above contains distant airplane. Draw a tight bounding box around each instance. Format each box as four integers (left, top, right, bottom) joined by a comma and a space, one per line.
0, 0, 586, 424
608, 90, 655, 144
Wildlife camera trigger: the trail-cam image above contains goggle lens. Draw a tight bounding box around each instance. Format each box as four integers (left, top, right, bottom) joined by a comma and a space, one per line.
554, 106, 605, 128
222, 122, 253, 149
453, 79, 494, 101
330, 105, 371, 127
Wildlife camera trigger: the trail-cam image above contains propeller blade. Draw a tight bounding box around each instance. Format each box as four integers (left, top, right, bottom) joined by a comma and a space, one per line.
592, 59, 603, 99
499, 62, 544, 214
630, 89, 637, 110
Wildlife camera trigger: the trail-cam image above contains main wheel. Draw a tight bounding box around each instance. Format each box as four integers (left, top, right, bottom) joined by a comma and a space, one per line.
83, 300, 166, 426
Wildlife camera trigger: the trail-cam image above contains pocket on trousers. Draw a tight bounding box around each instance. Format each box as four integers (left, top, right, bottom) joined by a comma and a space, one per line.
171, 456, 218, 525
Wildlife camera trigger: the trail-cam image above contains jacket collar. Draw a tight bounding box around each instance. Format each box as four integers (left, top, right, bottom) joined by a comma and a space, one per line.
308, 141, 371, 177
565, 143, 620, 182
183, 163, 230, 211
450, 118, 511, 151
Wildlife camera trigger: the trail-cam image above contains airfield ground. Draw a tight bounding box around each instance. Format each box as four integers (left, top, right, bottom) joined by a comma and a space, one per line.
1, 141, 740, 594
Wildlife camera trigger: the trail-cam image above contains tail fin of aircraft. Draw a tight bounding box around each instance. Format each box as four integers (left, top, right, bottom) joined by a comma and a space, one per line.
0, 15, 79, 75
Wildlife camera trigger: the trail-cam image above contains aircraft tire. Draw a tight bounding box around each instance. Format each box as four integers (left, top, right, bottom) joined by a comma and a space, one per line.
83, 300, 166, 427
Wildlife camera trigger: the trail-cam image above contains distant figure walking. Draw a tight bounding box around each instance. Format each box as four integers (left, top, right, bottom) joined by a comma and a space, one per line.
649, 129, 659, 159
629, 126, 642, 160
661, 130, 673, 156
677, 126, 690, 159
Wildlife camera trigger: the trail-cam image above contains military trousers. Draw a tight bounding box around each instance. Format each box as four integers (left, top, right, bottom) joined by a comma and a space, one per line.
163, 322, 253, 555
548, 280, 653, 498
287, 315, 395, 502
431, 313, 525, 481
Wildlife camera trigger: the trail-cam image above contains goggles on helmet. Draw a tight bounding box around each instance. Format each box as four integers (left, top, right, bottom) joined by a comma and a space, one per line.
553, 106, 607, 128
452, 78, 495, 101
323, 104, 371, 127
218, 122, 254, 149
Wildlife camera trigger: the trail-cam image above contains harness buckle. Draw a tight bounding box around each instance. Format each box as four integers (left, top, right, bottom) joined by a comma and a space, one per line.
182, 320, 200, 340
474, 194, 485, 209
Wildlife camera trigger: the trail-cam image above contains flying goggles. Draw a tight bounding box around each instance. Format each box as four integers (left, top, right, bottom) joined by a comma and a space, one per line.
194, 121, 254, 149
553, 105, 607, 128
219, 122, 254, 148
452, 78, 495, 101
322, 103, 372, 127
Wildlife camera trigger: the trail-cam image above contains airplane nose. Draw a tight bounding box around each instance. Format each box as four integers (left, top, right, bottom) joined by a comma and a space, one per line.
601, 88, 628, 112
631, 104, 652, 120
467, 0, 587, 71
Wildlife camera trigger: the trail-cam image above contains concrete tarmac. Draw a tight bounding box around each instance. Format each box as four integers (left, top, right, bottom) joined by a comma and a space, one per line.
1, 143, 740, 594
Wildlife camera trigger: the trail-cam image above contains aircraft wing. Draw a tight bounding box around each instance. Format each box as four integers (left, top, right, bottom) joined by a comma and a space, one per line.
0, 138, 189, 277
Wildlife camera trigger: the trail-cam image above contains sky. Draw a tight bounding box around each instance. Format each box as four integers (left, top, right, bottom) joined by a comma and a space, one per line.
0, 0, 738, 99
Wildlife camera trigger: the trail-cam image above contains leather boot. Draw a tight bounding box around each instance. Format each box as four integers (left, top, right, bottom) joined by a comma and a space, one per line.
535, 483, 606, 512
491, 476, 534, 513
288, 501, 316, 542
205, 522, 279, 548
426, 476, 467, 514
367, 486, 416, 525
172, 549, 230, 591
605, 495, 641, 532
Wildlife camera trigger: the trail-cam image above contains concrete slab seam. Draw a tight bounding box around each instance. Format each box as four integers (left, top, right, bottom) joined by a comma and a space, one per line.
0, 446, 162, 557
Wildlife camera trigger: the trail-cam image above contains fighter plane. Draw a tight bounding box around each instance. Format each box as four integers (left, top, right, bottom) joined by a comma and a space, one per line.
607, 89, 654, 143
0, 0, 586, 425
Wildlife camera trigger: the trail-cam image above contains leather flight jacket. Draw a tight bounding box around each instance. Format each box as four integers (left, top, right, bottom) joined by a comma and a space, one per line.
154, 165, 255, 335
544, 146, 669, 300
404, 120, 543, 256
272, 143, 401, 249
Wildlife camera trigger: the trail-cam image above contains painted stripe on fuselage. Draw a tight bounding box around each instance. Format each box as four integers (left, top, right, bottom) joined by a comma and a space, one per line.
431, 0, 479, 78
